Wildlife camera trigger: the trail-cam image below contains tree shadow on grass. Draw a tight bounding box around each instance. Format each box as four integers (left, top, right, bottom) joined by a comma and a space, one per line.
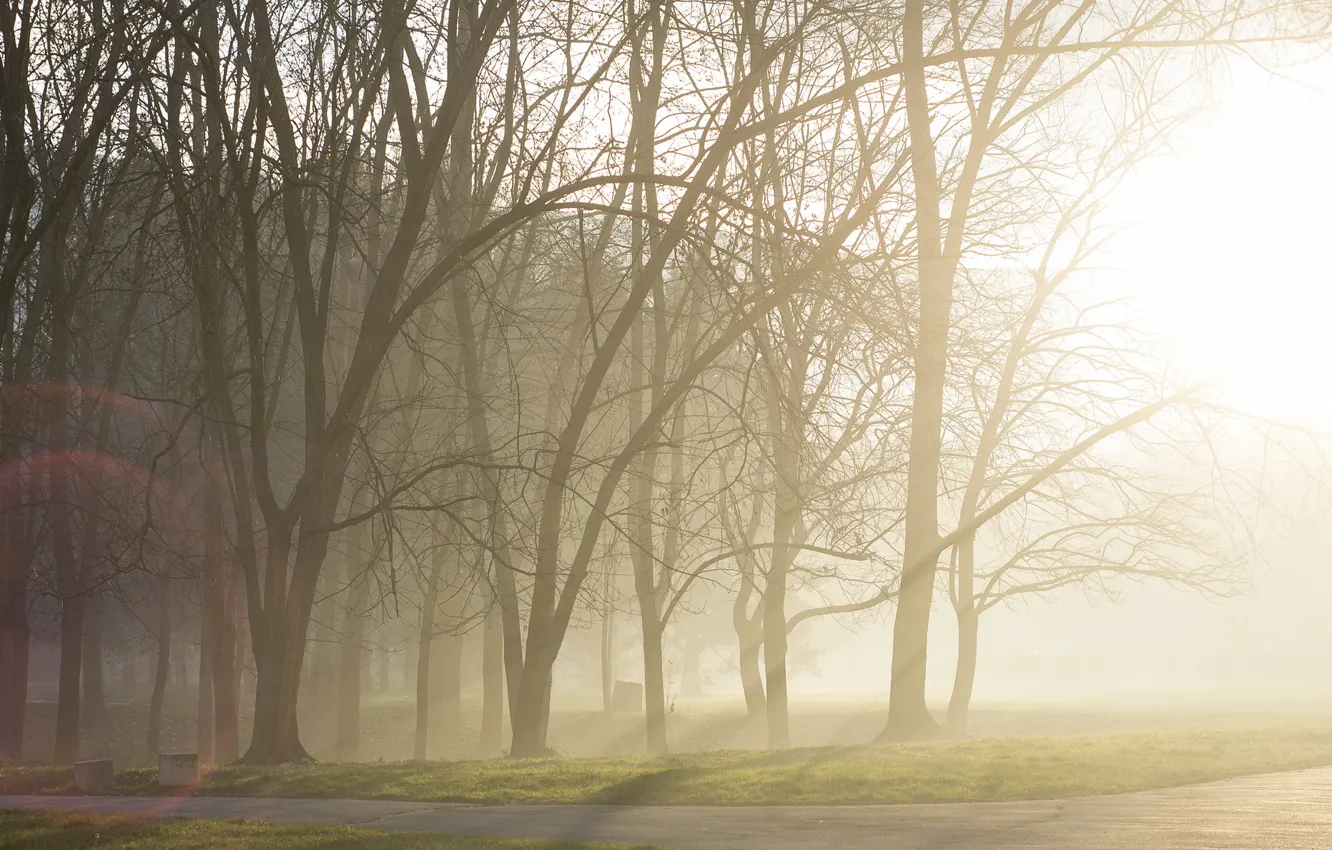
585, 766, 715, 804
583, 746, 876, 805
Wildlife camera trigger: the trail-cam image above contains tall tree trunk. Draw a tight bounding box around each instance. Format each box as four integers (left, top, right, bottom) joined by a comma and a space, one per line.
883, 0, 950, 741
948, 604, 979, 736
762, 569, 789, 749
49, 391, 82, 764
680, 632, 702, 699
0, 495, 30, 758
146, 574, 171, 755
227, 578, 246, 757
431, 534, 467, 749
628, 277, 668, 757
760, 334, 804, 751
730, 503, 766, 726
406, 638, 419, 699
119, 647, 135, 694
450, 266, 524, 731
738, 631, 765, 722
478, 593, 504, 755
0, 601, 27, 759
0, 526, 28, 760
51, 468, 84, 764
197, 627, 215, 763
308, 584, 338, 734
336, 565, 367, 761
600, 571, 615, 715
53, 592, 84, 764
432, 632, 462, 751
947, 534, 980, 736
641, 620, 667, 755
413, 545, 442, 762
412, 639, 430, 758
208, 574, 240, 763
81, 591, 105, 727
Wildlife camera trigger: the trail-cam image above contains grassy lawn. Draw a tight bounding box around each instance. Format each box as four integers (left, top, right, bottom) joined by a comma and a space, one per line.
4, 726, 1332, 806
0, 809, 654, 849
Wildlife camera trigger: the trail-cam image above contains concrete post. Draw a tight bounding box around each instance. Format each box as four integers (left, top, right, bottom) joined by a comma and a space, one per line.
158, 752, 200, 787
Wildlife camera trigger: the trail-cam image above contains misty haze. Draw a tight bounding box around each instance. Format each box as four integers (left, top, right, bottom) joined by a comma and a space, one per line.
3, 0, 1332, 847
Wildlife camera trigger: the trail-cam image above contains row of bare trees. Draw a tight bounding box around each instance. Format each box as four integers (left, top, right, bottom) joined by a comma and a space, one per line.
2, 0, 1326, 765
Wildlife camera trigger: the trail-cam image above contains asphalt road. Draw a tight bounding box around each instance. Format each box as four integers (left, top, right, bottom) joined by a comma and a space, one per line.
4, 767, 1332, 848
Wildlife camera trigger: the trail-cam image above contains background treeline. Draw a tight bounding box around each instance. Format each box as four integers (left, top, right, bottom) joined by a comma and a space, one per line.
1, 0, 1327, 765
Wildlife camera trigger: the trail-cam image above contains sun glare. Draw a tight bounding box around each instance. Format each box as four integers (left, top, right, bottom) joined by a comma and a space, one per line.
1110, 57, 1332, 426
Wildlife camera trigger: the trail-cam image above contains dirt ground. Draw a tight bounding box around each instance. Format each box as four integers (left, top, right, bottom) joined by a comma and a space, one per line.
18, 693, 1326, 766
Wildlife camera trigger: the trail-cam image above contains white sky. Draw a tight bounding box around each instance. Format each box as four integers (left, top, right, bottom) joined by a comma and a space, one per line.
1106, 55, 1332, 427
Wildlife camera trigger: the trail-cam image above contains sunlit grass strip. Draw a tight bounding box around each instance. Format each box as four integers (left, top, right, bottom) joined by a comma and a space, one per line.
4, 726, 1332, 806
0, 809, 656, 849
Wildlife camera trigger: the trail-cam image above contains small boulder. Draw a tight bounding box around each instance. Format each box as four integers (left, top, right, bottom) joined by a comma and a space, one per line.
73, 759, 114, 792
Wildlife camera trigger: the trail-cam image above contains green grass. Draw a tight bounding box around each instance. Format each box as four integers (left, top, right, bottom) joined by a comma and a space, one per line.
0, 809, 654, 849
5, 726, 1332, 806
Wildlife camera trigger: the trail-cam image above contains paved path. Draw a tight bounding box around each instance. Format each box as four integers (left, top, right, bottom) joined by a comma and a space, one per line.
5, 767, 1332, 848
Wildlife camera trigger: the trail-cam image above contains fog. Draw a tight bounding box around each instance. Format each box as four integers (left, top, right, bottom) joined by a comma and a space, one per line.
5, 0, 1332, 780
811, 522, 1332, 706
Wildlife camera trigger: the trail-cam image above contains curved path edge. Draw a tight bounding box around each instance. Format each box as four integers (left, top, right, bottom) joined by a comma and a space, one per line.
4, 767, 1332, 848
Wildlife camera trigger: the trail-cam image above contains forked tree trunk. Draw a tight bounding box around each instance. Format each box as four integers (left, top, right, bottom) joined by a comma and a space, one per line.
510, 657, 554, 757
246, 643, 306, 764
236, 526, 309, 764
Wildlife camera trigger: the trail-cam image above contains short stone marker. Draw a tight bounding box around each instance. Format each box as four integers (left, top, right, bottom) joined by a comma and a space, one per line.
73, 759, 115, 792
158, 753, 200, 787
610, 680, 644, 714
